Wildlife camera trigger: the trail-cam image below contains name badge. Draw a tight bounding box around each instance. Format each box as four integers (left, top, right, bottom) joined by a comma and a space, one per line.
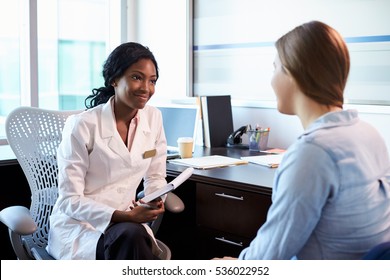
143, 149, 156, 159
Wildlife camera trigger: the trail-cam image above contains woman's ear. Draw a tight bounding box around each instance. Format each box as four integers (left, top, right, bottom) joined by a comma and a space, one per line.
288, 74, 299, 91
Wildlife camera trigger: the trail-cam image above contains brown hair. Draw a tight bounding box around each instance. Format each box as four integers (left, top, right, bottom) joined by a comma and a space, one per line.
275, 21, 350, 108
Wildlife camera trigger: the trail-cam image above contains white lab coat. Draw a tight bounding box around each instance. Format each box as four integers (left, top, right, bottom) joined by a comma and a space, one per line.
47, 98, 167, 259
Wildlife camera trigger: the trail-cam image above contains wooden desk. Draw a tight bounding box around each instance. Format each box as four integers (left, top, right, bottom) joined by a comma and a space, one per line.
158, 146, 276, 260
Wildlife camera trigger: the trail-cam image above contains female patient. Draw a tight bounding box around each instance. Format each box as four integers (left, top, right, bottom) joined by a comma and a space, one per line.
218, 21, 390, 259
47, 42, 168, 259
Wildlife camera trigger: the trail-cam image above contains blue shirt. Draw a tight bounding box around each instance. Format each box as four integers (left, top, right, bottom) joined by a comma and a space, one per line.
239, 110, 390, 260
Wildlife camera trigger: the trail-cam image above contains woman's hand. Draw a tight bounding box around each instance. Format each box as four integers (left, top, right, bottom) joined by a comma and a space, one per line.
212, 256, 238, 260
137, 197, 164, 210
111, 198, 164, 224
131, 198, 165, 222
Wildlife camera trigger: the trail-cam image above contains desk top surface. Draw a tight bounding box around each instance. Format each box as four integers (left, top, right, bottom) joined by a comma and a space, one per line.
167, 146, 276, 193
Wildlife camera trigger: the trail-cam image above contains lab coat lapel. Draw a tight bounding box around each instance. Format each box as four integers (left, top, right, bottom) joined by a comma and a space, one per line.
100, 101, 132, 166
131, 109, 152, 157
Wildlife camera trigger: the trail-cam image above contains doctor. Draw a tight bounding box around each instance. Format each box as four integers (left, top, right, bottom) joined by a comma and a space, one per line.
47, 42, 167, 260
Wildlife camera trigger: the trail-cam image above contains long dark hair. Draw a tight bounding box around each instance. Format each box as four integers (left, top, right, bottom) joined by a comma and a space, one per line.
85, 42, 159, 108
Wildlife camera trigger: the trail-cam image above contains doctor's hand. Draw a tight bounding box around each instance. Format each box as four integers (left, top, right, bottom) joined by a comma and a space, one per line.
137, 197, 164, 210
111, 199, 164, 224
212, 256, 238, 260
133, 198, 165, 223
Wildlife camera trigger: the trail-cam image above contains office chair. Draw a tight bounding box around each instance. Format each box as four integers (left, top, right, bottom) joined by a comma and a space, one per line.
0, 106, 184, 260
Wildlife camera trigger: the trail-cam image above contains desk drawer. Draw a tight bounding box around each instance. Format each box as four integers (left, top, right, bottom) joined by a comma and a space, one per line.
196, 183, 271, 239
196, 227, 251, 259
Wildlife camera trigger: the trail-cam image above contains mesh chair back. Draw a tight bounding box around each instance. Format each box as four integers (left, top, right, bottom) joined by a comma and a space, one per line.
5, 107, 82, 257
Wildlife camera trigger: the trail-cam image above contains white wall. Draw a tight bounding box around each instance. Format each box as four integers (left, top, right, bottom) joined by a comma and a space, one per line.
232, 106, 390, 152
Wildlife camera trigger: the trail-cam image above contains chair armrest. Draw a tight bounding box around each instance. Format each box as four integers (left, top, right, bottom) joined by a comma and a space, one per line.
165, 193, 185, 213
0, 206, 37, 235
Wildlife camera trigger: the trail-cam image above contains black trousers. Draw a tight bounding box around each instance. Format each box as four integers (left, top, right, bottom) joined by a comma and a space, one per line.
96, 222, 155, 260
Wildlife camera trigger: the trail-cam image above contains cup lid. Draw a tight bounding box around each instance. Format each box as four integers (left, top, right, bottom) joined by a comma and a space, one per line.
177, 137, 193, 143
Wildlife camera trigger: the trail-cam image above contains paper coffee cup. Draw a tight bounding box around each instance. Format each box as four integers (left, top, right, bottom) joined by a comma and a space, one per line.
177, 137, 194, 158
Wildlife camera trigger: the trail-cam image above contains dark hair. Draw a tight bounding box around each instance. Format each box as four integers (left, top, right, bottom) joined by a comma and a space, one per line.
275, 21, 350, 108
85, 42, 159, 108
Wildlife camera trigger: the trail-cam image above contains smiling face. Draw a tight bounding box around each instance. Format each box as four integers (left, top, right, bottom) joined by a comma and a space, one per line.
113, 58, 157, 111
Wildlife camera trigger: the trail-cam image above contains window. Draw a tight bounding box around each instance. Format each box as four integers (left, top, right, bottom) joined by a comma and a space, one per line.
0, 0, 123, 142
38, 0, 109, 110
193, 0, 390, 106
131, 0, 190, 104
0, 0, 190, 143
0, 0, 21, 137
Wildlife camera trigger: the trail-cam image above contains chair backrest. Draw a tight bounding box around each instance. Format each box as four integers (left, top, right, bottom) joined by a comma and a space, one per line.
6, 106, 82, 257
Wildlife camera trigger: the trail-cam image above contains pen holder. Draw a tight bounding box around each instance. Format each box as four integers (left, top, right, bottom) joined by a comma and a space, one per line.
248, 129, 269, 151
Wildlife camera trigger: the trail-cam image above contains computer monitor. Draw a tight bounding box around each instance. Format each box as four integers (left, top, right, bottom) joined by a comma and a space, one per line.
157, 105, 199, 152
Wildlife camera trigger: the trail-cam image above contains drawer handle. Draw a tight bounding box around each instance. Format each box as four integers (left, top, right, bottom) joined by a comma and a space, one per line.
215, 237, 243, 247
215, 192, 244, 201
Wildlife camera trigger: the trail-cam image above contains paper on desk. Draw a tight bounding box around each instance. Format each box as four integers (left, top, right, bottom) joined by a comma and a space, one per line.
169, 155, 248, 169
260, 148, 286, 154
241, 154, 284, 168
141, 167, 194, 202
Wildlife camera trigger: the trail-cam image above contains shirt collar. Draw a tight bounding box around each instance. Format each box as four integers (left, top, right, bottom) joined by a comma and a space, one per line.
300, 109, 359, 138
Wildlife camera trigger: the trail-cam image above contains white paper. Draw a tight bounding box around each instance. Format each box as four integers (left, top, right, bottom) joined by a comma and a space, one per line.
168, 155, 247, 169
241, 154, 284, 168
141, 167, 194, 202
169, 167, 194, 187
